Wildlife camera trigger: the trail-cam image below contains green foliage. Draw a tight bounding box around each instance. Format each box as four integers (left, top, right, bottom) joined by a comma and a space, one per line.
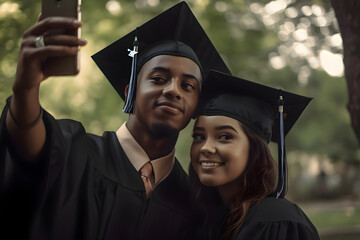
306, 206, 360, 229
0, 1, 41, 101
288, 70, 359, 164
0, 0, 357, 169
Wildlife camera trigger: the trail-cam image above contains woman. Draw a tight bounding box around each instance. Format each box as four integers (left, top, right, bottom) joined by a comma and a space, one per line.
190, 70, 320, 240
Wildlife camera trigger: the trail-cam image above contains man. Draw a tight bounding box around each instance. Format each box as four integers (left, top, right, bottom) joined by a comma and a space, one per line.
0, 2, 230, 239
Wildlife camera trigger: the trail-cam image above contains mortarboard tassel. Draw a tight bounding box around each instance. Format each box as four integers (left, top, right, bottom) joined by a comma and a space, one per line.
276, 92, 287, 198
123, 34, 139, 113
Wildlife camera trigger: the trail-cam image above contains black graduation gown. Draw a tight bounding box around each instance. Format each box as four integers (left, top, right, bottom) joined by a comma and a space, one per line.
0, 101, 202, 240
235, 197, 320, 240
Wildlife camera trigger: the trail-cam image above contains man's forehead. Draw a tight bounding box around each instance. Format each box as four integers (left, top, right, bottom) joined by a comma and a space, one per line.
140, 55, 202, 80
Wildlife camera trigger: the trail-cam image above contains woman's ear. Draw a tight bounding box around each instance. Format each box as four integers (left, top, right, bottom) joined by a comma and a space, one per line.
124, 84, 129, 101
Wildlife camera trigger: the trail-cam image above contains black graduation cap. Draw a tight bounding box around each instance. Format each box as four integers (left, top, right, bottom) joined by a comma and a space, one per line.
198, 70, 312, 198
91, 1, 231, 113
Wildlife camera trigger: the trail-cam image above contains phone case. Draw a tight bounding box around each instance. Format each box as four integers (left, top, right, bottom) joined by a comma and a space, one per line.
42, 0, 81, 76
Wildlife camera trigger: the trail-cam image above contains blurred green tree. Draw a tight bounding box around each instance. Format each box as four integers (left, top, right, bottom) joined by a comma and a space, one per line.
0, 0, 358, 197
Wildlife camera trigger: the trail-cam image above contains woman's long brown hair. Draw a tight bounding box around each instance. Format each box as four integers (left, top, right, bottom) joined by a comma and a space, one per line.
189, 122, 277, 240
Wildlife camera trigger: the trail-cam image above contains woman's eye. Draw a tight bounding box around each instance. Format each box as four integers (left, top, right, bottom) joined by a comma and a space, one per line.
182, 82, 195, 90
219, 134, 232, 140
192, 133, 205, 141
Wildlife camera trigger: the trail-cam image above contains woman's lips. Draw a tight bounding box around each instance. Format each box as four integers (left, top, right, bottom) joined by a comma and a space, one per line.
199, 160, 224, 168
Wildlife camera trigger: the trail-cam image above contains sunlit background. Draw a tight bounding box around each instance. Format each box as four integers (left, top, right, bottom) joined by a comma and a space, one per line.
0, 0, 359, 239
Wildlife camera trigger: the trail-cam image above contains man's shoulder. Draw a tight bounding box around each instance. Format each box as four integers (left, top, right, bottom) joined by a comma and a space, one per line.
48, 114, 121, 158
52, 116, 116, 143
153, 159, 196, 213
169, 159, 191, 186
56, 118, 86, 134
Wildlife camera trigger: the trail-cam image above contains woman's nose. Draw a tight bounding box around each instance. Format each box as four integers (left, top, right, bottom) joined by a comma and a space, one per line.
200, 139, 216, 155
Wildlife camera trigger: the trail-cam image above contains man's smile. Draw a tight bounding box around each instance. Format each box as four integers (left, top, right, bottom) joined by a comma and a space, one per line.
155, 100, 184, 114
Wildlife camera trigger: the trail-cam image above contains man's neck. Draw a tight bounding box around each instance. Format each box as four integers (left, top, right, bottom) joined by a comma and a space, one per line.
126, 120, 178, 160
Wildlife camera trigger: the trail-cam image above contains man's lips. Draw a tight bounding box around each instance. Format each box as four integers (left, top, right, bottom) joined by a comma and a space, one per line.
156, 101, 184, 113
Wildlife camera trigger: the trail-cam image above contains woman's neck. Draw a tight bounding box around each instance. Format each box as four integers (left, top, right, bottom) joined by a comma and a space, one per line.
217, 178, 242, 206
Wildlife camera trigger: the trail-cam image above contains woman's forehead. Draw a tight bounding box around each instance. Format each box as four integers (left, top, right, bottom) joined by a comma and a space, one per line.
195, 115, 240, 128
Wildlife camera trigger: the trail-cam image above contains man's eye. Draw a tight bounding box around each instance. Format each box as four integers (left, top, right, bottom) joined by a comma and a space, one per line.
151, 77, 167, 83
192, 133, 205, 141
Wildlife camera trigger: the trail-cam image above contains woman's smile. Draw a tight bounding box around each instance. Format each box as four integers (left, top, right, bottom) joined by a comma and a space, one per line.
191, 115, 250, 187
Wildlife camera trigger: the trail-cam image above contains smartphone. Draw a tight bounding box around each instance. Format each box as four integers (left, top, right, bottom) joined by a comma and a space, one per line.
42, 0, 81, 76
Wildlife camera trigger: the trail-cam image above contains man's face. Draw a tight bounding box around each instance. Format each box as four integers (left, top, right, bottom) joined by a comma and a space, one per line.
130, 55, 202, 137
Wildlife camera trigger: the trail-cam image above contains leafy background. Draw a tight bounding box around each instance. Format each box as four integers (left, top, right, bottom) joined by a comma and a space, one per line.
1, 0, 359, 238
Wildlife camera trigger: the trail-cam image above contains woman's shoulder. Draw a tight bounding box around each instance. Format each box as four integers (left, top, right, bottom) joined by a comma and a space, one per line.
236, 196, 320, 240
255, 196, 309, 222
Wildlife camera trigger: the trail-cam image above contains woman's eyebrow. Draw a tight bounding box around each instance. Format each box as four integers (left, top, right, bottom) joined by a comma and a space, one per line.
215, 125, 238, 133
193, 126, 205, 131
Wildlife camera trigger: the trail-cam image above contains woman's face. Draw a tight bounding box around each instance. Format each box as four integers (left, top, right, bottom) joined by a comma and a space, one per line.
190, 115, 250, 187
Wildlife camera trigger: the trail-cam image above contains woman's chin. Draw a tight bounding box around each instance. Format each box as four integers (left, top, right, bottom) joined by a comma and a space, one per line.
199, 176, 221, 187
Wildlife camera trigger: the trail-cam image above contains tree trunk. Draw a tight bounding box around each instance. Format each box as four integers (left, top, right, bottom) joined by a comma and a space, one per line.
331, 0, 360, 146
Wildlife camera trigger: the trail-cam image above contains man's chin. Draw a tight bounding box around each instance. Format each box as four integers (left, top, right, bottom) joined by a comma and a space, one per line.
150, 123, 179, 138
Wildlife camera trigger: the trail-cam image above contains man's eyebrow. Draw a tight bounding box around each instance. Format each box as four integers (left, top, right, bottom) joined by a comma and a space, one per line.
152, 66, 171, 73
152, 67, 199, 81
182, 73, 199, 82
215, 125, 238, 133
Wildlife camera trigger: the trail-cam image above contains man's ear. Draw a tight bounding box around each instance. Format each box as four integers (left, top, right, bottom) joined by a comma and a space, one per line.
124, 84, 129, 101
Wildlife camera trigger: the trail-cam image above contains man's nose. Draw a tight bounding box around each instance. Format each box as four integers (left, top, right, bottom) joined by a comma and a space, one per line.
163, 80, 181, 99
